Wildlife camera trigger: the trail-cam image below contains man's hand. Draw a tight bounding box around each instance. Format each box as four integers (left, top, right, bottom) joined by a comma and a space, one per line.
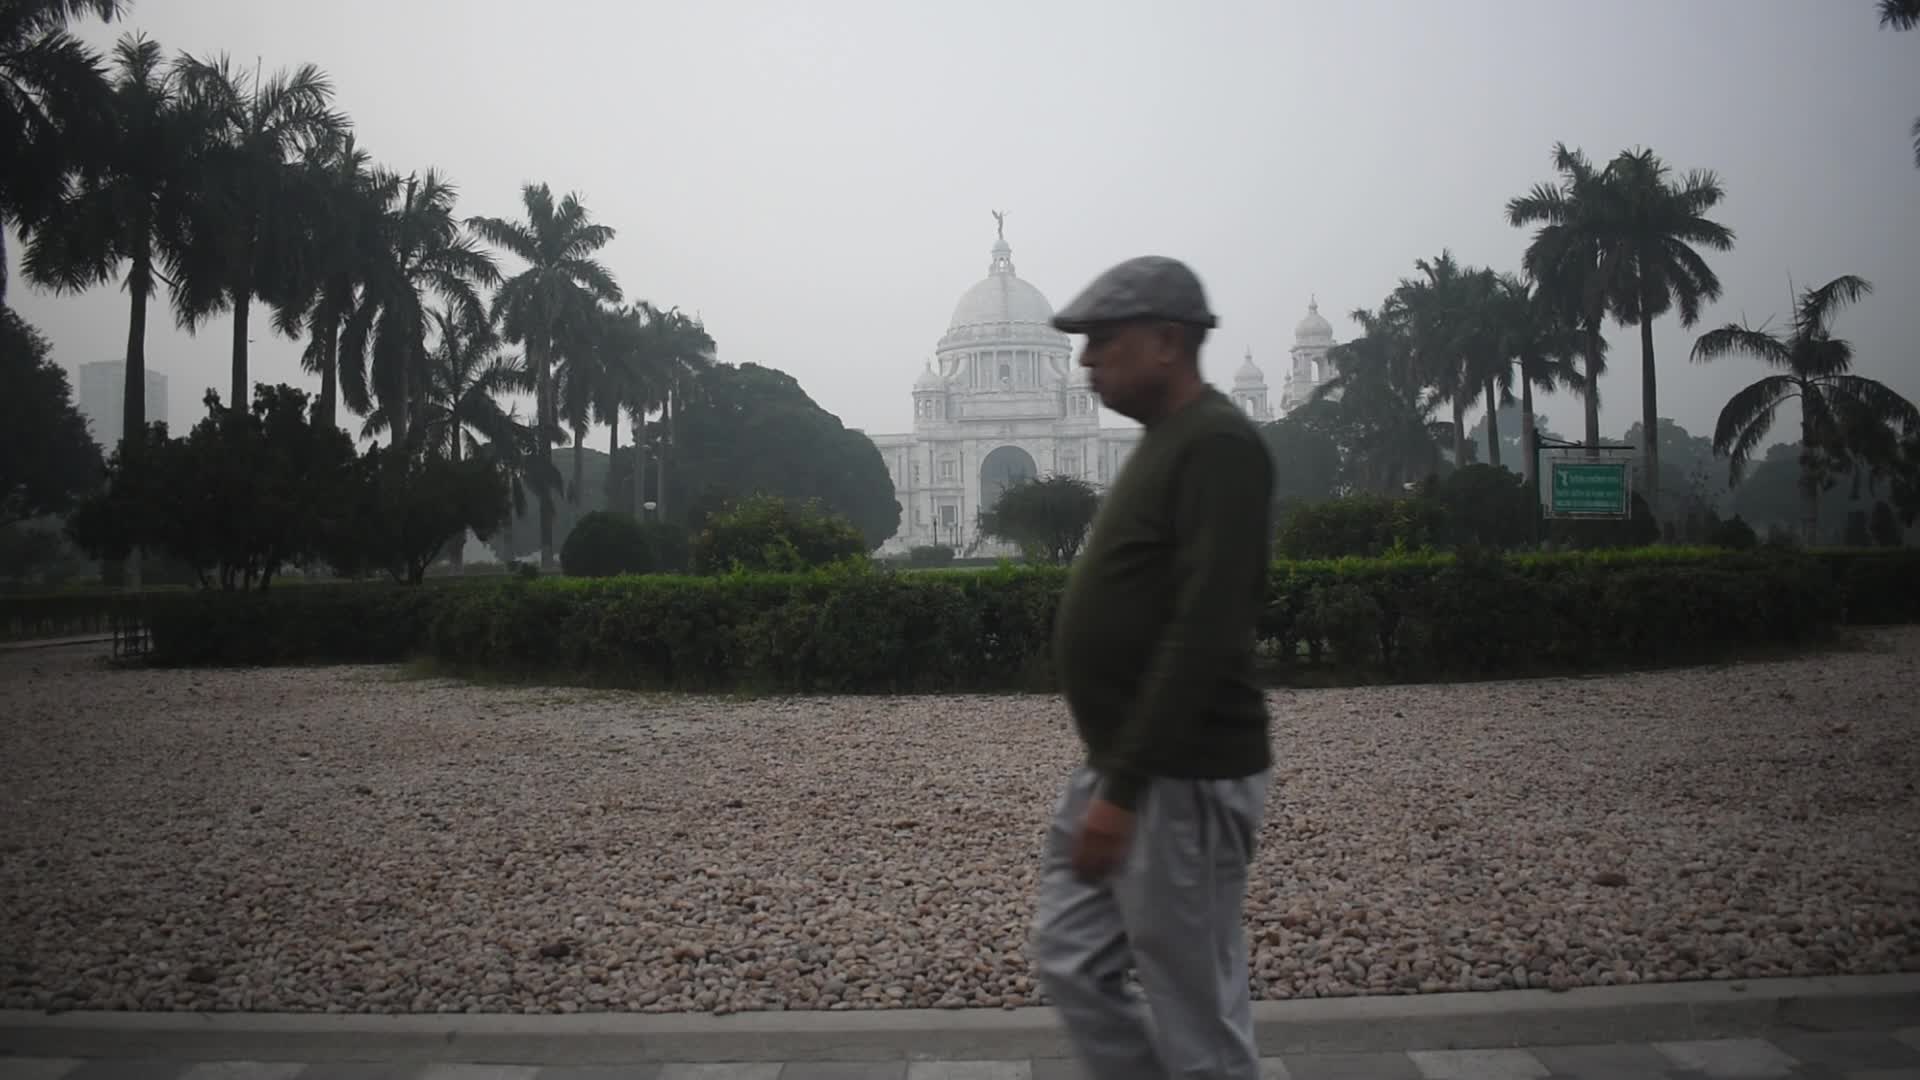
1071, 797, 1136, 882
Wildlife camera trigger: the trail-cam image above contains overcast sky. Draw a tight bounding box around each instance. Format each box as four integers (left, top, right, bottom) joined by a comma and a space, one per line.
8, 0, 1918, 450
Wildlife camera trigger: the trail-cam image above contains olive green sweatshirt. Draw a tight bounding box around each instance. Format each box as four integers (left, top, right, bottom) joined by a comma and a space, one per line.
1051, 386, 1274, 811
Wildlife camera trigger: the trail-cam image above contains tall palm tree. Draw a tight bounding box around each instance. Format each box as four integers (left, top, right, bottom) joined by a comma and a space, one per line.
640, 305, 716, 518
364, 306, 530, 462
340, 168, 497, 450
21, 31, 201, 460
1491, 274, 1587, 490
1883, 0, 1920, 166
274, 131, 388, 432
170, 51, 344, 410
1691, 274, 1920, 544
468, 183, 622, 566
0, 0, 123, 300
1507, 143, 1623, 455
1601, 147, 1734, 514
1390, 251, 1479, 467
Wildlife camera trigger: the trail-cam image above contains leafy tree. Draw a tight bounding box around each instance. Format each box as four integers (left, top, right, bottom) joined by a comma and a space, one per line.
1869, 500, 1903, 547
0, 306, 104, 527
323, 444, 510, 584
1258, 412, 1341, 508
69, 383, 358, 589
171, 52, 346, 412
469, 183, 623, 566
1276, 495, 1446, 559
1306, 308, 1445, 494
976, 474, 1102, 564
275, 132, 388, 431
690, 493, 864, 574
1691, 274, 1920, 544
1424, 464, 1534, 550
626, 362, 901, 549
0, 0, 122, 300
21, 32, 202, 460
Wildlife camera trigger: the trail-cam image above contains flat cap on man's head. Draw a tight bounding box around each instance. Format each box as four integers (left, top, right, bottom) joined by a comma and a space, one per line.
1051, 255, 1218, 334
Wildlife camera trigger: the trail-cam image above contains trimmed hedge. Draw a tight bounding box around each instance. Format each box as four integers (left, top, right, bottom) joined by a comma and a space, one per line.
100, 547, 1920, 692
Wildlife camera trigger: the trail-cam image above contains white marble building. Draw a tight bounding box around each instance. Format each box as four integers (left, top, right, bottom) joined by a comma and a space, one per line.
867, 225, 1333, 555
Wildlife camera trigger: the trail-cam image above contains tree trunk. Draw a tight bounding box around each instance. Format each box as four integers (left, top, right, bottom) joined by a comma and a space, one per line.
571, 423, 586, 505
533, 336, 555, 567
1452, 396, 1468, 467
1520, 377, 1538, 492
393, 349, 411, 450
1800, 412, 1820, 546
1640, 310, 1661, 519
318, 317, 338, 431
632, 412, 647, 520
123, 261, 150, 589
657, 387, 673, 520
447, 420, 465, 572
1583, 328, 1603, 458
1483, 378, 1502, 469
229, 285, 250, 411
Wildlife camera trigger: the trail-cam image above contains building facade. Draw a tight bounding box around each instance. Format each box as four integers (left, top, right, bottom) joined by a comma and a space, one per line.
867, 225, 1333, 555
77, 361, 168, 453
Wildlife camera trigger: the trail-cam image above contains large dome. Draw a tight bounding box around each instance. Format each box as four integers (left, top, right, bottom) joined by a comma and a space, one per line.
948, 237, 1056, 330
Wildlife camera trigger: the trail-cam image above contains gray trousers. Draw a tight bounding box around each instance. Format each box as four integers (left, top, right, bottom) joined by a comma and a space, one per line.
1030, 764, 1271, 1080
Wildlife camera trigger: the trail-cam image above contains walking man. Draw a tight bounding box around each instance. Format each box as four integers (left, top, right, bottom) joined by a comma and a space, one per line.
1032, 256, 1275, 1079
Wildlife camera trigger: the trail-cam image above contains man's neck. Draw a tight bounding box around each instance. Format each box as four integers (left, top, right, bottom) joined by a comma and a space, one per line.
1142, 377, 1209, 428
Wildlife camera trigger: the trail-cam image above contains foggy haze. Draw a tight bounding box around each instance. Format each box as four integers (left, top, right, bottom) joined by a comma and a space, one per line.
7, 0, 1917, 449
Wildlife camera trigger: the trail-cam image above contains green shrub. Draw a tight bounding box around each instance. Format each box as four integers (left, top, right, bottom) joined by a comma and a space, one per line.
1707, 514, 1759, 551
691, 494, 866, 574
112, 548, 1920, 690
907, 544, 956, 568
561, 511, 653, 577
1277, 495, 1445, 560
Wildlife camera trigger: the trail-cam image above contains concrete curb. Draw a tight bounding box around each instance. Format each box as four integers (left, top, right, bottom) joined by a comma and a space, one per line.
2, 975, 1916, 1064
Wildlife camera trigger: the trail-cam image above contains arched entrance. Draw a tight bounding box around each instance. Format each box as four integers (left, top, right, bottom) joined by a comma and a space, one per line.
980, 445, 1039, 512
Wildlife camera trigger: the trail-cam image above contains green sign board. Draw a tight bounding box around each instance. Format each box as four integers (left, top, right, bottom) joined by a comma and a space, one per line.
1548, 460, 1630, 517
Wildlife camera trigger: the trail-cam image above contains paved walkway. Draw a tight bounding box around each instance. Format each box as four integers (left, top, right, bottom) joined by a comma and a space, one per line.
6, 1032, 1920, 1080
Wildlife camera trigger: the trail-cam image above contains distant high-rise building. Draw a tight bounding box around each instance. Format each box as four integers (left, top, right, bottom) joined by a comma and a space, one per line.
77, 361, 168, 452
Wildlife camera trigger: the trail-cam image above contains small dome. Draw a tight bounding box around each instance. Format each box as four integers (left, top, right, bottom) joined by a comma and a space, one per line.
1068, 363, 1091, 386
1294, 297, 1334, 347
1233, 348, 1266, 387
914, 362, 944, 391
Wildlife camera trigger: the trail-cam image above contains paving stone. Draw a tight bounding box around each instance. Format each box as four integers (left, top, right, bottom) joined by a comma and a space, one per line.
1838, 1070, 1920, 1080
535, 1068, 661, 1080
1023, 1062, 1085, 1080
0, 1061, 85, 1080
1532, 1042, 1681, 1078
1655, 1039, 1800, 1079
777, 1065, 905, 1080
903, 1065, 1030, 1080
415, 1070, 538, 1080
296, 1067, 426, 1080
1259, 1060, 1293, 1080
656, 1069, 782, 1080
63, 1062, 190, 1080
1280, 1052, 1421, 1080
1774, 1034, 1920, 1072
1406, 1049, 1549, 1080
179, 1065, 306, 1080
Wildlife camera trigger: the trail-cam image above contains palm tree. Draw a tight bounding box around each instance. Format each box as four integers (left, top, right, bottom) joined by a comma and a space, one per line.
275, 131, 388, 432
640, 305, 716, 518
21, 32, 200, 461
340, 168, 497, 450
468, 183, 622, 566
1507, 143, 1623, 455
170, 51, 345, 410
1600, 147, 1734, 514
1491, 274, 1587, 491
1389, 251, 1480, 467
1691, 274, 1920, 544
0, 0, 123, 300
362, 305, 530, 462
1882, 0, 1920, 166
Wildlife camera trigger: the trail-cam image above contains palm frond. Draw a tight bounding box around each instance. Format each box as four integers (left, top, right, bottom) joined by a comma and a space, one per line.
1712, 374, 1797, 482
1691, 323, 1791, 368
1796, 274, 1872, 337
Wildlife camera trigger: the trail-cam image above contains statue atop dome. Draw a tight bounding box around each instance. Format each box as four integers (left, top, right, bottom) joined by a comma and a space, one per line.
991, 208, 1007, 240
